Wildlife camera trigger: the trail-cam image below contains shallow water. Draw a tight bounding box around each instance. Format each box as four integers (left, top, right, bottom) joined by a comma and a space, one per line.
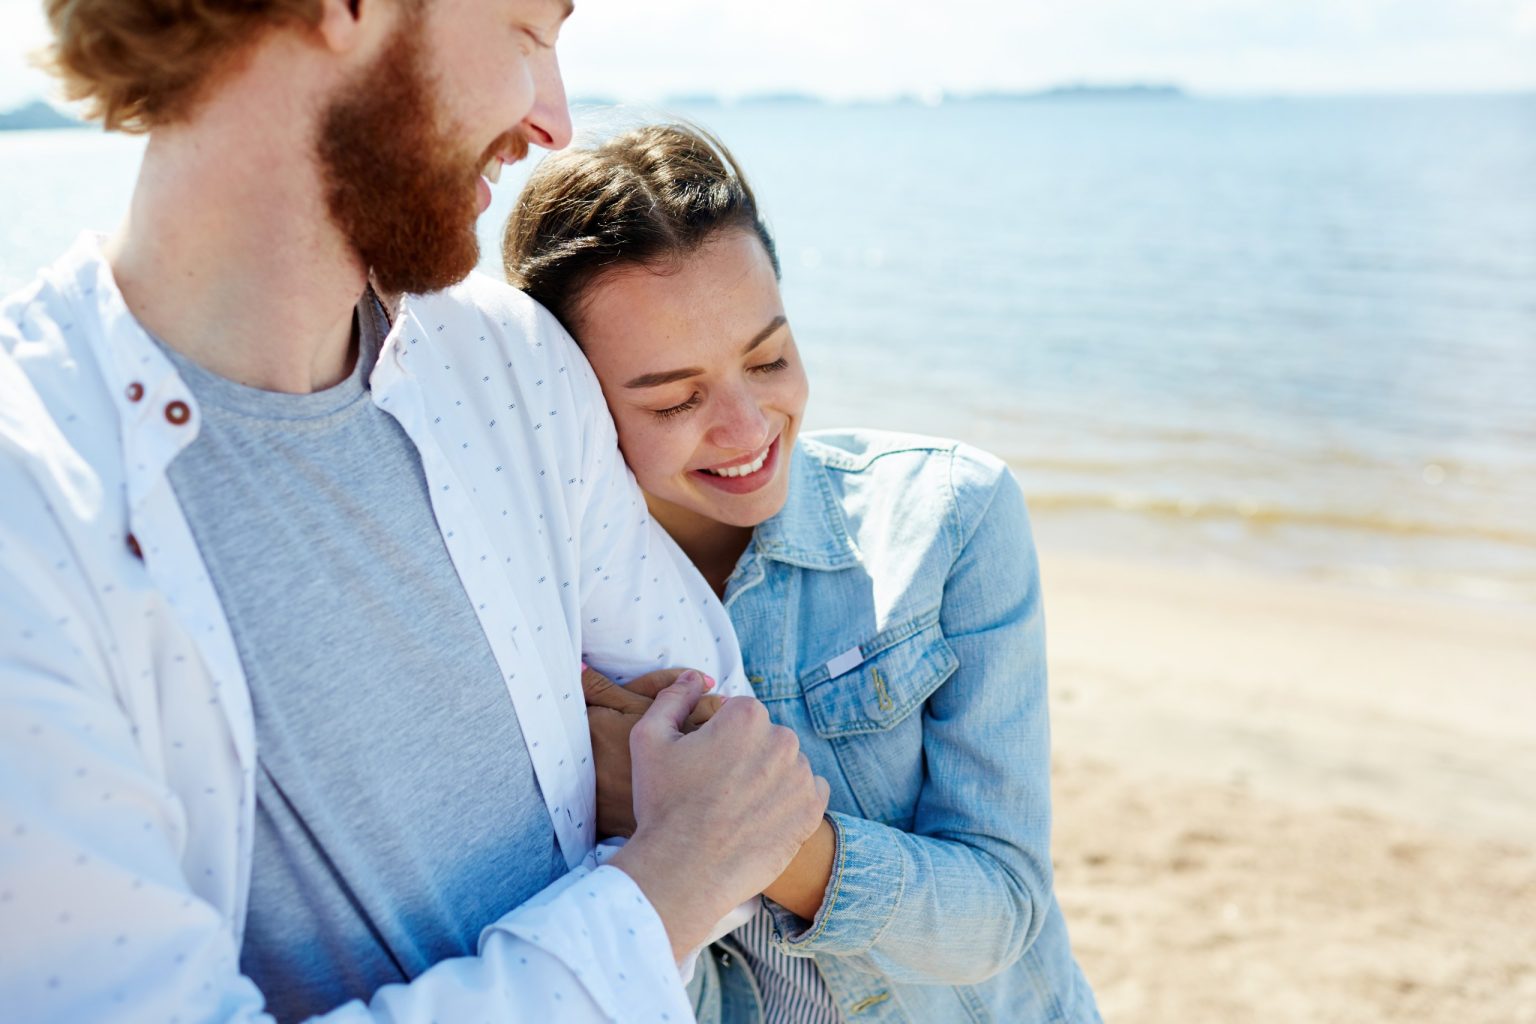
4, 95, 1534, 604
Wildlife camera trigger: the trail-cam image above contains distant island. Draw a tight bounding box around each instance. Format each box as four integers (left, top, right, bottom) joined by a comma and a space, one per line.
656, 83, 1188, 108
659, 92, 722, 107
0, 100, 86, 131
655, 91, 823, 108
737, 91, 823, 106
2, 84, 1189, 130
963, 83, 1186, 102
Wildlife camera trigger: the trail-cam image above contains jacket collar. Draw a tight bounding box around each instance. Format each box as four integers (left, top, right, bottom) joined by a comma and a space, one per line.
749, 440, 862, 572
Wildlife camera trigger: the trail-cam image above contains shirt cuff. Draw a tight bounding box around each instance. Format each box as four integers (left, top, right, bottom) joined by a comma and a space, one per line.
585, 838, 754, 984
481, 863, 691, 1021
765, 811, 905, 957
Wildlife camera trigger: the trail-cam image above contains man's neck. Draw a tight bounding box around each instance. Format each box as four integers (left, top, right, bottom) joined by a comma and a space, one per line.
104, 82, 369, 394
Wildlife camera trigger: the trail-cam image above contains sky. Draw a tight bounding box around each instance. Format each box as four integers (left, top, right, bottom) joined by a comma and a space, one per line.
3, 0, 1535, 110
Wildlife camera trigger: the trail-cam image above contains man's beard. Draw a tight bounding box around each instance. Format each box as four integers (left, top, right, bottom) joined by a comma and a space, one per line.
316, 23, 527, 296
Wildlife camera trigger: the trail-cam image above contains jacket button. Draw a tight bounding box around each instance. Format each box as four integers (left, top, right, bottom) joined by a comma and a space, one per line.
126, 533, 143, 561
164, 400, 191, 425
126, 382, 144, 402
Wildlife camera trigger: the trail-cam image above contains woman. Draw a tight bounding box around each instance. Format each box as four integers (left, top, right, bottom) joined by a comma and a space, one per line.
503, 123, 1100, 1023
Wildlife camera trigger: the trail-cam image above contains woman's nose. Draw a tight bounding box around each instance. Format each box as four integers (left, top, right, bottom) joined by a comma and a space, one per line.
709, 387, 771, 452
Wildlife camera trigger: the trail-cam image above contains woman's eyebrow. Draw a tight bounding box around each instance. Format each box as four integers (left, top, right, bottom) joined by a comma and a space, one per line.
624, 315, 788, 389
625, 365, 703, 389
741, 315, 788, 356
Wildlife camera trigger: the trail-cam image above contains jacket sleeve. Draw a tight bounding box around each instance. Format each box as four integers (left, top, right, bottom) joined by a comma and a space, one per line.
766, 448, 1054, 984
0, 441, 690, 1023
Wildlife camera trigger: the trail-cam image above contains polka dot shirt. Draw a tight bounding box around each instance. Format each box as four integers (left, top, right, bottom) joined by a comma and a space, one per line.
0, 234, 747, 1021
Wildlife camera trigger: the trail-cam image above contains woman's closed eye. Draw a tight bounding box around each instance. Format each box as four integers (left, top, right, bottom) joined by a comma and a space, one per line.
650, 359, 785, 420
748, 357, 789, 376
653, 392, 702, 420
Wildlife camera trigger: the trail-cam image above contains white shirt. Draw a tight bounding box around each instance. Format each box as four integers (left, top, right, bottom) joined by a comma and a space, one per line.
0, 235, 749, 1023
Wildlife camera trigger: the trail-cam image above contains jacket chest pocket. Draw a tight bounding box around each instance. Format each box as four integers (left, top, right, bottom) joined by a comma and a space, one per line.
799, 616, 958, 826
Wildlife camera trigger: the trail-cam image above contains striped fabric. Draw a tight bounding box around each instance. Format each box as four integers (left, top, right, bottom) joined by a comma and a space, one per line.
734, 904, 842, 1023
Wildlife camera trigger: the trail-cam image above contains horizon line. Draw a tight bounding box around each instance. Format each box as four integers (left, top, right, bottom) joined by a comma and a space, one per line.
6, 83, 1536, 121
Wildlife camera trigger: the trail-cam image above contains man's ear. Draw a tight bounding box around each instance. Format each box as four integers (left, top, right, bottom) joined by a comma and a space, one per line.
316, 0, 368, 54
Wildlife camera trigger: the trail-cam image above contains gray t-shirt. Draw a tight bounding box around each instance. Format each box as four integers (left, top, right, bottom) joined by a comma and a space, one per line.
160, 299, 565, 1022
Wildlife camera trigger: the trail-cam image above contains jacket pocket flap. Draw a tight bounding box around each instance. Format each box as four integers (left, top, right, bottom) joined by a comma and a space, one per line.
800, 617, 957, 738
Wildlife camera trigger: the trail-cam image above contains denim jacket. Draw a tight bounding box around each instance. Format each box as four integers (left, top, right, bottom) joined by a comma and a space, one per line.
694, 430, 1100, 1024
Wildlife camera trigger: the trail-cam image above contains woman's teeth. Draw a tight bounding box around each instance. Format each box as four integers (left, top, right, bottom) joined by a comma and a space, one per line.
703, 447, 770, 478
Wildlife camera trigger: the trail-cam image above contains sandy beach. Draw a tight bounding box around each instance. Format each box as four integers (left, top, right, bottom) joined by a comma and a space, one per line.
1039, 551, 1536, 1022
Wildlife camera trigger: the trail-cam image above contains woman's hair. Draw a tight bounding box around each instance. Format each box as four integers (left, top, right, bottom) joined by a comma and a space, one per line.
503, 121, 780, 333
39, 0, 322, 133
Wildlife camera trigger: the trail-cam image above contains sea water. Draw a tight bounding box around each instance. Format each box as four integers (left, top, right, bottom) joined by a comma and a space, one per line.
4, 95, 1533, 604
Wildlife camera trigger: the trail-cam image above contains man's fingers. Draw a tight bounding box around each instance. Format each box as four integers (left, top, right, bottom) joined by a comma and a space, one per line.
582, 665, 653, 715
632, 670, 709, 743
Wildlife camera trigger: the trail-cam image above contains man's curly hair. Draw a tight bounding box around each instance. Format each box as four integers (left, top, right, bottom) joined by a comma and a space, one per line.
38, 0, 322, 132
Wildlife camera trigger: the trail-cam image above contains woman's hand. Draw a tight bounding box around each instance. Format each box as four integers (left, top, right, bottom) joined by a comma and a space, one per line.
584, 664, 834, 919
583, 664, 723, 837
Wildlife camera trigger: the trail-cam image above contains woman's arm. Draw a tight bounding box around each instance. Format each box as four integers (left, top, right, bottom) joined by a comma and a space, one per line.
763, 449, 1055, 985
761, 818, 836, 918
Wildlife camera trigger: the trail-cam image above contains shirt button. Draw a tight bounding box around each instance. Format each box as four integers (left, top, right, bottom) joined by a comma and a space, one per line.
164, 400, 191, 425
126, 533, 143, 561
126, 382, 144, 402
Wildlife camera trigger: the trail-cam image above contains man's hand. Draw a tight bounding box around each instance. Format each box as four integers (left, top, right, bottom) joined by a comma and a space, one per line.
583, 666, 723, 838
607, 671, 830, 962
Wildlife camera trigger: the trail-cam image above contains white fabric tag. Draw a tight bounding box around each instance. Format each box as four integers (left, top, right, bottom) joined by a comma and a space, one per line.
825, 646, 864, 679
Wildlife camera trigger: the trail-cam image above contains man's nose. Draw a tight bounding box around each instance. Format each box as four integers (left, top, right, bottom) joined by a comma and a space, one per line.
521, 50, 573, 150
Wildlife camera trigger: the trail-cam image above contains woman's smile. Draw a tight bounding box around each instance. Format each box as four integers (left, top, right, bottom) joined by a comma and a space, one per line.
567, 228, 808, 534
693, 435, 782, 494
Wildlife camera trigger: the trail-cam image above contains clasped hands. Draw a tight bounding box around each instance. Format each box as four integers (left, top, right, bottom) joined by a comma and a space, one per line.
584, 665, 838, 931
582, 664, 725, 838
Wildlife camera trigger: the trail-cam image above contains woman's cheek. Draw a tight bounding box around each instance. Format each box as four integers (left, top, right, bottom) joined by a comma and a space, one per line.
621, 420, 685, 492
779, 359, 810, 413
611, 413, 656, 482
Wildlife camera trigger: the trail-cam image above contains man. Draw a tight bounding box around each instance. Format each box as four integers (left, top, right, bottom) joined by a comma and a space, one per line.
0, 0, 828, 1020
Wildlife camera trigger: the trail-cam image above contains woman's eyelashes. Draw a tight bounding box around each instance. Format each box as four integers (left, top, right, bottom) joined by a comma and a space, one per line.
653, 393, 702, 420
648, 356, 790, 421
748, 357, 789, 376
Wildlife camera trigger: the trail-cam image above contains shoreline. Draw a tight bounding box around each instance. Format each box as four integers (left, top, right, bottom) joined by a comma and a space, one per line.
1027, 507, 1536, 613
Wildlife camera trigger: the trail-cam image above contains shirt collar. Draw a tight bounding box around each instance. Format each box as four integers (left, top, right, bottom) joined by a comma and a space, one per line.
67, 237, 409, 508
749, 440, 861, 572
60, 233, 202, 511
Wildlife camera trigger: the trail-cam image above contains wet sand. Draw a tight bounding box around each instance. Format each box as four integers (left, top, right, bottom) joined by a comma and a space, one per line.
1040, 553, 1536, 1023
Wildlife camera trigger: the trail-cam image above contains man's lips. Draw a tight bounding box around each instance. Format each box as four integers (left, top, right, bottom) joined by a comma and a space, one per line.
481, 132, 530, 180
475, 134, 530, 212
